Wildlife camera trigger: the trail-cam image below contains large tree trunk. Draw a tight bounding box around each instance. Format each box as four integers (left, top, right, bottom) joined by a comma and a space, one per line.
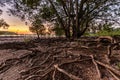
64, 28, 71, 39
36, 30, 40, 39
37, 33, 40, 39
71, 25, 77, 39
71, 23, 89, 39
78, 21, 89, 38
77, 30, 82, 38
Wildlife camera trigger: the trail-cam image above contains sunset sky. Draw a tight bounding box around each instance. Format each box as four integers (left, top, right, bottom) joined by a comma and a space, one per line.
0, 6, 31, 34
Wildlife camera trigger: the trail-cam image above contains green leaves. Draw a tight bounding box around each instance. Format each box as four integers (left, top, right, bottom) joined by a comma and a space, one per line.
52, 23, 64, 36
21, 0, 40, 9
41, 6, 55, 20
56, 0, 63, 4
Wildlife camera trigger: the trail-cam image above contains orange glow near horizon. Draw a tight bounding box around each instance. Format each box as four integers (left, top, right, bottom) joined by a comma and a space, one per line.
0, 26, 32, 34
0, 7, 32, 34
8, 26, 32, 34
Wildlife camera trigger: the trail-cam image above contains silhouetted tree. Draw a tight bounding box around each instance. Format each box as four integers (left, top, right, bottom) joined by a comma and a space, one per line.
0, 19, 9, 29
29, 19, 45, 39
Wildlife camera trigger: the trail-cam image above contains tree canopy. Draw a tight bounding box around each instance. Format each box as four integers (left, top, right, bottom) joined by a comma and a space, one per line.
4, 0, 120, 38
29, 18, 45, 38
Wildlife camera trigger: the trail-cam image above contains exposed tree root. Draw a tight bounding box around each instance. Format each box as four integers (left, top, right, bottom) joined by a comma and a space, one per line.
0, 64, 11, 74
24, 67, 54, 80
107, 69, 120, 80
107, 45, 112, 58
23, 57, 92, 80
90, 55, 101, 79
95, 60, 120, 77
1, 37, 120, 80
52, 68, 56, 80
24, 75, 41, 80
107, 41, 120, 57
0, 58, 20, 74
39, 54, 51, 66
54, 64, 81, 80
59, 58, 92, 66
36, 61, 54, 73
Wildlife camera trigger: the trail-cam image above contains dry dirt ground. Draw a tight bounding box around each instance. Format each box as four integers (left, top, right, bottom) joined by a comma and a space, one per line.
0, 37, 120, 80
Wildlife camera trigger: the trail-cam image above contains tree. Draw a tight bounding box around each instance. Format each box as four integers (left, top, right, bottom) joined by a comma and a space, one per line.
29, 18, 45, 39
0, 19, 9, 29
6, 0, 120, 39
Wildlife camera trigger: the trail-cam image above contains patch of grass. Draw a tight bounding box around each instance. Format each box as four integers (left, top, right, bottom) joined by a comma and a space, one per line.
84, 29, 120, 36
23, 38, 31, 43
117, 62, 120, 69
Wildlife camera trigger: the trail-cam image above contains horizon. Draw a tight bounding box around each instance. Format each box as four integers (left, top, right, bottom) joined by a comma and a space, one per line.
0, 6, 31, 34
